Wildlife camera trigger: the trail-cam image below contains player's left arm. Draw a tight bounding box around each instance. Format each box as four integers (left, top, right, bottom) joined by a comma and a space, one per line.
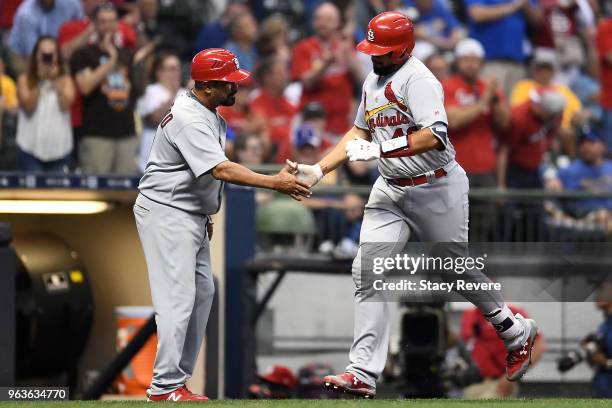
347, 77, 449, 160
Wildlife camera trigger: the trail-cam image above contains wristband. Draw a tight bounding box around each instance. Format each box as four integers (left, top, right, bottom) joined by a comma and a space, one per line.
380, 136, 408, 153
309, 164, 324, 181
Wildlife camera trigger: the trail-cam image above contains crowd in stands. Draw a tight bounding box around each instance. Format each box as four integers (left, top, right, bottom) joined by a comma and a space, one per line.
0, 0, 610, 234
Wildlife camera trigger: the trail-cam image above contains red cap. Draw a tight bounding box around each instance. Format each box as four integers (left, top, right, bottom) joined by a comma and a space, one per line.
357, 12, 415, 65
191, 48, 251, 83
259, 365, 297, 389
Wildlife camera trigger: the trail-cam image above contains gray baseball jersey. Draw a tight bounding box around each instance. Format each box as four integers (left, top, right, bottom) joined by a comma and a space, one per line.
138, 91, 229, 215
354, 56, 456, 178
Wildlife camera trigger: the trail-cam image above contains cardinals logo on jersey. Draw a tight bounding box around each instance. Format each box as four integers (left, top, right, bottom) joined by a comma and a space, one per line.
364, 82, 408, 122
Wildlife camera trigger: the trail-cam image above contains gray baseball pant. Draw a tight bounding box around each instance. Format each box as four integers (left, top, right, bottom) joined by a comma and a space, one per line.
346, 162, 508, 387
134, 193, 214, 395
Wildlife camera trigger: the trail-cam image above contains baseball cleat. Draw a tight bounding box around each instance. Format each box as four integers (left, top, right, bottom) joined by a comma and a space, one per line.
323, 372, 376, 399
146, 385, 209, 402
506, 314, 538, 381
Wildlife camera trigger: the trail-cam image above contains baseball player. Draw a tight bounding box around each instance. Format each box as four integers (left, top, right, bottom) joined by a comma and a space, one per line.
289, 12, 538, 398
135, 48, 311, 402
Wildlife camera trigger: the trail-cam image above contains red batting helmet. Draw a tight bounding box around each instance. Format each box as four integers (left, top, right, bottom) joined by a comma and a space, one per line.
357, 12, 415, 65
191, 48, 251, 82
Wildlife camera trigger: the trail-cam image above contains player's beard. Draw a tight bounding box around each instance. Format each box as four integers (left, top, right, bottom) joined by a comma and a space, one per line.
220, 92, 237, 106
373, 62, 400, 77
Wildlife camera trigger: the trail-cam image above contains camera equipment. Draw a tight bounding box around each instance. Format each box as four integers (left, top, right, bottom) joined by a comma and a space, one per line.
557, 333, 603, 372
399, 303, 447, 397
41, 52, 54, 64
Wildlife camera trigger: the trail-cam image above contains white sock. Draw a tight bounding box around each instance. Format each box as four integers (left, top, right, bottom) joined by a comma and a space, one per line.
484, 305, 524, 347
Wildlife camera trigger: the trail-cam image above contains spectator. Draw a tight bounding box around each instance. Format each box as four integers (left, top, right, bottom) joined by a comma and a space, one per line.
58, 0, 137, 145
461, 305, 544, 399
70, 3, 138, 174
291, 2, 363, 138
234, 133, 264, 166
15, 36, 75, 172
250, 57, 297, 163
223, 11, 258, 73
0, 0, 23, 41
498, 88, 566, 188
464, 0, 543, 96
424, 52, 450, 82
443, 38, 509, 187
293, 101, 333, 151
256, 14, 291, 63
193, 2, 248, 53
217, 76, 267, 158
8, 0, 83, 71
400, 0, 463, 51
510, 48, 583, 156
136, 52, 185, 172
571, 68, 602, 125
546, 126, 612, 232
597, 12, 612, 153
58, 0, 137, 62
0, 57, 18, 115
532, 0, 596, 83
293, 118, 324, 166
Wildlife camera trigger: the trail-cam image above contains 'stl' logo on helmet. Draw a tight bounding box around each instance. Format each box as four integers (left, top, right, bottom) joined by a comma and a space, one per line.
367, 29, 375, 42
233, 58, 240, 70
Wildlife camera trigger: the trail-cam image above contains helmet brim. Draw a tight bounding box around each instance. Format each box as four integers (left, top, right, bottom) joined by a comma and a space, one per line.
221, 68, 251, 83
356, 39, 396, 56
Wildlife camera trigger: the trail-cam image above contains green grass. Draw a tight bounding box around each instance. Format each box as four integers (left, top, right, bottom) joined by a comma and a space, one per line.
1, 400, 612, 408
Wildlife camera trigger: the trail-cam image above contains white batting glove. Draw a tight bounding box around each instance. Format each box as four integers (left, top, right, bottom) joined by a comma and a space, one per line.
286, 159, 324, 188
346, 138, 381, 162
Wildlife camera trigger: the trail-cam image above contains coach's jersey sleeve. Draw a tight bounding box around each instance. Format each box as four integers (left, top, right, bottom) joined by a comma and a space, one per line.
173, 122, 228, 178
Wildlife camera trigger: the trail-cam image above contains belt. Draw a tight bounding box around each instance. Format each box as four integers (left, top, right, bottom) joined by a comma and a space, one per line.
387, 168, 447, 187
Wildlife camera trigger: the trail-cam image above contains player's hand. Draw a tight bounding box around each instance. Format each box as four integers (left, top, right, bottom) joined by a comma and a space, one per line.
274, 166, 312, 201
346, 137, 381, 161
286, 159, 324, 188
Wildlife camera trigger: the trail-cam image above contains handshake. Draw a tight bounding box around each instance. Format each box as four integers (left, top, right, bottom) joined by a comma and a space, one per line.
281, 137, 381, 200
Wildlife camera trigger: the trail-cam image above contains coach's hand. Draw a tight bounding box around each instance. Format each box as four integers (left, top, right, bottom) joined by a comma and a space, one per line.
346, 137, 380, 161
286, 159, 324, 188
274, 165, 312, 201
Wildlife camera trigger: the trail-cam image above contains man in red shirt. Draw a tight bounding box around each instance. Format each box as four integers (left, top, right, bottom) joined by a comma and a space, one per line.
58, 0, 136, 135
291, 2, 363, 138
250, 57, 297, 163
498, 88, 566, 188
461, 305, 544, 398
597, 15, 612, 153
443, 38, 509, 188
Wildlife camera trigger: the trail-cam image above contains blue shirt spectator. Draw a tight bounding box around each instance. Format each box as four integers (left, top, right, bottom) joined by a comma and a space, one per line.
403, 0, 460, 41
463, 0, 536, 62
557, 130, 612, 215
8, 0, 83, 57
571, 71, 603, 122
194, 21, 228, 54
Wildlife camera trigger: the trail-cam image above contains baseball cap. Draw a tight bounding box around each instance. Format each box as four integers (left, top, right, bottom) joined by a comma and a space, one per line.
294, 124, 322, 149
579, 124, 605, 143
454, 38, 485, 59
412, 40, 436, 61
302, 102, 326, 121
532, 48, 558, 69
529, 88, 566, 115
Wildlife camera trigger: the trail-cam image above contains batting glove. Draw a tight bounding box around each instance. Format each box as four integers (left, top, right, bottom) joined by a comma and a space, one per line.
346, 138, 380, 162
286, 159, 324, 187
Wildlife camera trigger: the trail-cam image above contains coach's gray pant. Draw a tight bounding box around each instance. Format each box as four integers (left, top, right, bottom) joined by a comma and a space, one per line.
346, 162, 504, 387
134, 193, 214, 395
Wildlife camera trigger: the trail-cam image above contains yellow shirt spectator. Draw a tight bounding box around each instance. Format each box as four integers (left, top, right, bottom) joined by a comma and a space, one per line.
1, 75, 18, 111
510, 80, 581, 129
